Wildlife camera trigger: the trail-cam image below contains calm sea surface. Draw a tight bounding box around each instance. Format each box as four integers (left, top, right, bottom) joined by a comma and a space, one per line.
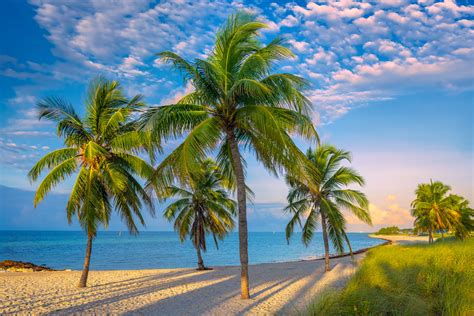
0, 231, 384, 270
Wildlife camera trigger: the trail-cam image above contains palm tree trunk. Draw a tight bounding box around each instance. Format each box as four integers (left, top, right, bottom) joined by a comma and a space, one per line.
196, 222, 205, 270
227, 131, 250, 299
321, 214, 331, 272
428, 227, 433, 243
78, 231, 93, 288
196, 246, 205, 270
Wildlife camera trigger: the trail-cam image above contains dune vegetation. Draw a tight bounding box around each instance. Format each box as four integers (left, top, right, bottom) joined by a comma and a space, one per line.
307, 238, 474, 316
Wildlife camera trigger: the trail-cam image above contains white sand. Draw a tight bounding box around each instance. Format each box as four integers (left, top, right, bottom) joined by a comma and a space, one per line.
369, 234, 430, 245
0, 255, 363, 315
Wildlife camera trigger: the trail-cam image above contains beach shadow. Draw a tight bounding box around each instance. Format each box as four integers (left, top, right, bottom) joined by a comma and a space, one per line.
46, 269, 233, 315
3, 269, 201, 312
4, 256, 366, 315
277, 256, 362, 314
5, 269, 213, 314
125, 260, 341, 315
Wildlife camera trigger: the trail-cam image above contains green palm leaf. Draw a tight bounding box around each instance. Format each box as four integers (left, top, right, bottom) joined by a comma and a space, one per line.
141, 11, 319, 296
29, 77, 155, 287
285, 144, 371, 270
161, 159, 236, 269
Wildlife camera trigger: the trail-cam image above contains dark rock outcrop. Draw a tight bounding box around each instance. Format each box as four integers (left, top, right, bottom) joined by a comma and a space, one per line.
0, 260, 55, 272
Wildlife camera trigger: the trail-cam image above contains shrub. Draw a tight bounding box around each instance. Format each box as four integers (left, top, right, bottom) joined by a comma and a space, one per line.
307, 238, 474, 315
374, 226, 401, 235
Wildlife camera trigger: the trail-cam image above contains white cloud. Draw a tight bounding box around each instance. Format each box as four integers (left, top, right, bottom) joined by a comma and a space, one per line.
346, 195, 413, 229
27, 0, 240, 81
1, 107, 53, 138
306, 49, 335, 65
378, 0, 408, 7
338, 57, 474, 91
281, 0, 474, 122
308, 87, 392, 123
0, 138, 53, 171
5, 0, 474, 128
280, 15, 299, 27
160, 82, 194, 105
287, 39, 311, 53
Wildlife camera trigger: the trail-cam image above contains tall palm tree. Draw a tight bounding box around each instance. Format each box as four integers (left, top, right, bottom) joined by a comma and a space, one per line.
162, 159, 236, 270
285, 145, 371, 272
410, 181, 461, 243
141, 13, 317, 298
28, 77, 156, 287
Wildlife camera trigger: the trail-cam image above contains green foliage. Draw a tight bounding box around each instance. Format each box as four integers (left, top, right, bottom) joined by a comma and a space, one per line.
374, 226, 401, 235
434, 235, 457, 243
161, 159, 236, 251
140, 12, 318, 190
411, 180, 473, 242
307, 239, 474, 315
28, 77, 156, 236
285, 145, 371, 253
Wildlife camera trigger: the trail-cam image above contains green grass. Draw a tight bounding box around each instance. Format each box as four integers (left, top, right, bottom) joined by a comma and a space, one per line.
307, 238, 474, 315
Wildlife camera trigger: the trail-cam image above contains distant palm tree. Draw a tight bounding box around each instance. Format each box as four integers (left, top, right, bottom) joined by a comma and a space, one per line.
450, 195, 474, 240
28, 77, 156, 287
411, 181, 460, 243
141, 13, 317, 298
162, 159, 236, 270
285, 145, 371, 272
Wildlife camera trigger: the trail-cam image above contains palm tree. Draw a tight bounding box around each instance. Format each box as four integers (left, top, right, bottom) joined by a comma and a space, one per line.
410, 181, 461, 243
285, 145, 371, 272
28, 77, 156, 287
450, 196, 473, 240
162, 159, 236, 270
141, 13, 317, 298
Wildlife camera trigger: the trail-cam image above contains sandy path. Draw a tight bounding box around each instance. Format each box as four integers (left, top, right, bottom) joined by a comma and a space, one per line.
0, 254, 364, 315
369, 234, 430, 245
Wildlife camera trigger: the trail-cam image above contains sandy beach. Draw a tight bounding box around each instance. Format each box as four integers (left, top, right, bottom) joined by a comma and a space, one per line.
369, 234, 430, 245
1, 256, 363, 315
0, 235, 425, 315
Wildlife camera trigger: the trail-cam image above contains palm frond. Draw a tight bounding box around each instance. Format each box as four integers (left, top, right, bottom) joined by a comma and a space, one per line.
34, 157, 77, 206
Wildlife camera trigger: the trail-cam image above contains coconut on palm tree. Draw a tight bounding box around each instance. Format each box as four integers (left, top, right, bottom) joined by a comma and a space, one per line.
410, 181, 461, 243
141, 13, 317, 298
161, 159, 236, 270
285, 145, 371, 272
28, 77, 156, 287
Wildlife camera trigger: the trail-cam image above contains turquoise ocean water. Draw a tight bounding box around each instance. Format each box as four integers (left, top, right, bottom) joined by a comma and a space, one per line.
0, 231, 383, 270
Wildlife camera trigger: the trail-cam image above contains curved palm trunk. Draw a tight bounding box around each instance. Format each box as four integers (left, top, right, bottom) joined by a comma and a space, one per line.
78, 231, 93, 288
343, 234, 354, 262
196, 221, 206, 270
227, 132, 250, 299
321, 214, 331, 272
196, 246, 205, 270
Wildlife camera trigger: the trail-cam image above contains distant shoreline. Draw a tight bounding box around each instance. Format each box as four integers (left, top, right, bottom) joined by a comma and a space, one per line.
0, 229, 379, 233
368, 234, 430, 245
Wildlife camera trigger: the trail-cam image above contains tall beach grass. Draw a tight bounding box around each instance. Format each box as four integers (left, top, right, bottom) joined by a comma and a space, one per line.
307, 238, 474, 315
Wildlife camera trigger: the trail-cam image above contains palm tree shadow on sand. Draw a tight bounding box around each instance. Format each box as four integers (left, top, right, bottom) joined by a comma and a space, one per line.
28, 257, 360, 315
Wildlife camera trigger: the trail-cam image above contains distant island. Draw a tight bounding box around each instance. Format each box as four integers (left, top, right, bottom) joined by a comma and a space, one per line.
374, 226, 414, 235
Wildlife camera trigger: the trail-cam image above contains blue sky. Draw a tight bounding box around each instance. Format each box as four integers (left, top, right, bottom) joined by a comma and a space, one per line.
0, 0, 472, 232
